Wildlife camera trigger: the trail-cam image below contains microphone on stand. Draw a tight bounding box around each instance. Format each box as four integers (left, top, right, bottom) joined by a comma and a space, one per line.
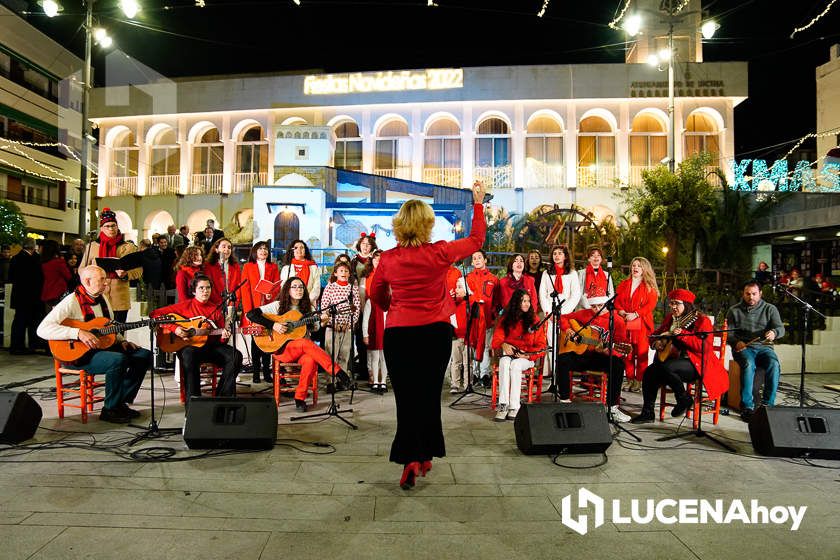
606, 255, 613, 270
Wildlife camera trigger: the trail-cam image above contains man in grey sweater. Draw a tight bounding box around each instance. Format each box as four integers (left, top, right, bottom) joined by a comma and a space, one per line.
725, 280, 784, 421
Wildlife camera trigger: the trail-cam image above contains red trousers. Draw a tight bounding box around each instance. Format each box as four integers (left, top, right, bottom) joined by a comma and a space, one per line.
623, 331, 650, 381
275, 339, 339, 401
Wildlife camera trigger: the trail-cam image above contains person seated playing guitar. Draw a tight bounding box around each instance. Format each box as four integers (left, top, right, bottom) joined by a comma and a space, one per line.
37, 265, 151, 423
490, 289, 546, 422
630, 288, 729, 424
245, 276, 350, 412
151, 273, 242, 406
556, 291, 631, 422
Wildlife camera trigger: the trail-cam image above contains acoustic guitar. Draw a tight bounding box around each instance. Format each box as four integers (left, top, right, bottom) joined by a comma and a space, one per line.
247, 309, 321, 353
560, 319, 632, 358
156, 313, 233, 353
651, 309, 699, 362
50, 316, 175, 362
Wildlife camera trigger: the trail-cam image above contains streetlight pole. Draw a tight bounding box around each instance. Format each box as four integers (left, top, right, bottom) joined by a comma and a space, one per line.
78, 0, 93, 237
667, 20, 675, 173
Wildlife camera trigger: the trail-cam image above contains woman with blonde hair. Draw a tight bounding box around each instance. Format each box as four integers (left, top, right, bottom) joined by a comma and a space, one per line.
370, 181, 487, 490
615, 256, 660, 392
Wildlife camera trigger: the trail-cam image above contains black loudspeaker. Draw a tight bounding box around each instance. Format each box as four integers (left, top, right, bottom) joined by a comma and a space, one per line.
513, 402, 612, 455
0, 391, 43, 444
749, 406, 840, 459
183, 397, 277, 450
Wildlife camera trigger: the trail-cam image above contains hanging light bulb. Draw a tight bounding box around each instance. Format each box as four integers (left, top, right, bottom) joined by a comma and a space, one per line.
623, 14, 642, 37
701, 20, 720, 39
646, 54, 659, 66
39, 0, 61, 17
120, 0, 140, 19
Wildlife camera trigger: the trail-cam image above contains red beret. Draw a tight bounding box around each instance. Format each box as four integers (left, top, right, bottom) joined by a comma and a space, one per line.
667, 288, 696, 304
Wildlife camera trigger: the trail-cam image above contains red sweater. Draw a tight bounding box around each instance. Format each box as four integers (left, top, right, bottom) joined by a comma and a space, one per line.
151, 297, 227, 344
41, 258, 71, 302
494, 273, 538, 315
561, 308, 629, 356
205, 261, 242, 307
370, 204, 486, 329
491, 320, 547, 359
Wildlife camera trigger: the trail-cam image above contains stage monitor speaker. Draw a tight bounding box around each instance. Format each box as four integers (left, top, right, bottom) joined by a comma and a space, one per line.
514, 402, 612, 455
749, 406, 840, 459
184, 397, 277, 450
0, 391, 42, 444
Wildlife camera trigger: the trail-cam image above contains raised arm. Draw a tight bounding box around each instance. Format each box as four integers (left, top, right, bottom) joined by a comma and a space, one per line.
442, 182, 487, 263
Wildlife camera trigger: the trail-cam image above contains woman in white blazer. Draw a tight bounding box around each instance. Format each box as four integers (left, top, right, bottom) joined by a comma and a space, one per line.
538, 245, 581, 381
279, 239, 320, 306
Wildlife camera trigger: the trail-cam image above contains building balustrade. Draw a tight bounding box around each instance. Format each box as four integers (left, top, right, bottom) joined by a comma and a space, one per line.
577, 165, 618, 188
524, 162, 565, 189
147, 175, 180, 196
107, 176, 137, 197
422, 167, 462, 188
233, 171, 268, 193
190, 173, 223, 194
474, 165, 512, 189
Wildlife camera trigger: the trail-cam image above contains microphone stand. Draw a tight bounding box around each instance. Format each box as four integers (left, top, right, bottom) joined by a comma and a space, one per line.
657, 328, 737, 452
451, 262, 491, 407
776, 285, 825, 407
348, 279, 376, 403
542, 264, 564, 399
291, 295, 357, 429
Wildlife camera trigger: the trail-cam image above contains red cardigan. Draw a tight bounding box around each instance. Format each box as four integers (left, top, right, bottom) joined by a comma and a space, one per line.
491, 321, 547, 359
41, 258, 71, 302
652, 313, 729, 399
370, 203, 486, 329
241, 260, 280, 315
205, 261, 242, 307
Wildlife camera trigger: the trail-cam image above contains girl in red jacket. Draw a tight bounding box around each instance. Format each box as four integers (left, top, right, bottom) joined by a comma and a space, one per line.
242, 241, 280, 383
362, 250, 387, 392
615, 257, 659, 392
205, 238, 242, 308
174, 246, 205, 303
491, 289, 546, 422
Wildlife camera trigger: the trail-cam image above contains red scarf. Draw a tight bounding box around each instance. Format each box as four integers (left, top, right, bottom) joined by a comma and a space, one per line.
74, 285, 110, 321
584, 265, 608, 297
553, 264, 565, 294
507, 273, 525, 292
291, 258, 315, 287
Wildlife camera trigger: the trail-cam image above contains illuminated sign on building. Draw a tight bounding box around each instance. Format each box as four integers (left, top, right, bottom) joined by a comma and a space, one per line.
731, 159, 840, 192
303, 68, 463, 95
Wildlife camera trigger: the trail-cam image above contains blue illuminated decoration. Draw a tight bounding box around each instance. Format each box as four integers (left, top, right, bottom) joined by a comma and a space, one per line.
729, 159, 839, 192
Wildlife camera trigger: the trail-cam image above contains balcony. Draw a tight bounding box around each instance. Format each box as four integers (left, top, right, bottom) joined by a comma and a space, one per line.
576, 165, 618, 188
233, 172, 268, 193
0, 189, 62, 210
629, 165, 658, 187
422, 167, 462, 188
373, 166, 411, 180
148, 175, 180, 196
524, 162, 564, 189
107, 176, 137, 197
474, 165, 512, 189
190, 173, 223, 195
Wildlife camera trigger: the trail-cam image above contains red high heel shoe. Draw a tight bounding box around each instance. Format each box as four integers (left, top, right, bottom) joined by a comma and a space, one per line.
400, 462, 420, 490
420, 460, 432, 477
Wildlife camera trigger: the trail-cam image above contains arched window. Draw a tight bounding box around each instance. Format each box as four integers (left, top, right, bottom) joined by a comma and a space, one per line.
577, 115, 616, 188
525, 114, 564, 188
684, 111, 720, 166
109, 130, 138, 196
629, 113, 667, 186
374, 119, 411, 179
475, 116, 511, 188
149, 127, 179, 195
235, 125, 268, 192
333, 121, 362, 171
192, 127, 223, 194
423, 117, 461, 187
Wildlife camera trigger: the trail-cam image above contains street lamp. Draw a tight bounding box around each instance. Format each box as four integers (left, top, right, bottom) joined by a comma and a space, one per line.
40, 1, 140, 237
623, 2, 718, 173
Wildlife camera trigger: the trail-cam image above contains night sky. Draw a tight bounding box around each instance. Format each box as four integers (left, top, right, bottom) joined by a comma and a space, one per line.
14, 0, 840, 161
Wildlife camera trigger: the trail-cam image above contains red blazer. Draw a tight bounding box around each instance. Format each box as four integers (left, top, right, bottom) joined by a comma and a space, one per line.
241, 261, 280, 315
175, 265, 204, 303
615, 278, 658, 335
491, 320, 547, 359
652, 313, 729, 400
41, 258, 71, 302
370, 203, 486, 329
205, 261, 242, 307
494, 274, 538, 315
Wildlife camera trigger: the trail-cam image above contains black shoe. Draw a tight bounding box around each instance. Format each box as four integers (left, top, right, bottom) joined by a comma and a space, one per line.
671, 395, 694, 418
99, 407, 131, 424
334, 370, 351, 391
252, 373, 261, 384
740, 408, 755, 423
118, 403, 141, 419
481, 375, 491, 388
294, 399, 308, 412
278, 376, 288, 387
631, 409, 655, 424
263, 371, 273, 384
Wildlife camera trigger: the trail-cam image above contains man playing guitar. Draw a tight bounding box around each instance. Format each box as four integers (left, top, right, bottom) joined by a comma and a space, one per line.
151, 273, 242, 405
38, 265, 151, 423
556, 292, 631, 422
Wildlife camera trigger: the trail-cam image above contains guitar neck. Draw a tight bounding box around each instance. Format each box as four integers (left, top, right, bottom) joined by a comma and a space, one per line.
96, 319, 149, 335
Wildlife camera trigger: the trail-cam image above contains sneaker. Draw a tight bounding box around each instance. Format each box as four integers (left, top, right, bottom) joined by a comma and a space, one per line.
507, 407, 519, 420
610, 405, 631, 423
740, 408, 755, 423
558, 398, 572, 404
494, 404, 508, 422
450, 386, 460, 394
631, 409, 655, 424
671, 395, 694, 417
99, 407, 131, 424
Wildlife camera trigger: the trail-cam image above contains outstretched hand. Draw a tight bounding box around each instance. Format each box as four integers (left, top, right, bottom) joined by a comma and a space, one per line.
472, 181, 487, 205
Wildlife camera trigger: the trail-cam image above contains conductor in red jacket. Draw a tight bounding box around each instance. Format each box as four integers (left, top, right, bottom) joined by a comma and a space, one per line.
370, 181, 487, 491
631, 288, 729, 424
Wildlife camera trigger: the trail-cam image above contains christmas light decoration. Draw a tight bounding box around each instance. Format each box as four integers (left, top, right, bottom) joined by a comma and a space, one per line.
608, 0, 633, 30
537, 0, 550, 17
0, 143, 80, 182
791, 0, 838, 38
0, 138, 81, 162
0, 155, 78, 184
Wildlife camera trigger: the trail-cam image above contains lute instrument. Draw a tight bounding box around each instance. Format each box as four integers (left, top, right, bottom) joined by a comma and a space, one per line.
50, 316, 175, 362
651, 309, 699, 362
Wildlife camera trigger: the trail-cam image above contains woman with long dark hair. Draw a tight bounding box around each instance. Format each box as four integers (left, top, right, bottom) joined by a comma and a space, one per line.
369, 181, 487, 490
242, 240, 279, 383
205, 237, 242, 307
494, 253, 538, 313
490, 289, 546, 421
280, 239, 320, 306
538, 244, 581, 381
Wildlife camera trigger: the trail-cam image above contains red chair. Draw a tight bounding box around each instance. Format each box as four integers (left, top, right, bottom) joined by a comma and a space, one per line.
272, 356, 319, 408
659, 320, 727, 427
178, 363, 220, 404
569, 370, 608, 405
490, 356, 544, 409
54, 360, 105, 423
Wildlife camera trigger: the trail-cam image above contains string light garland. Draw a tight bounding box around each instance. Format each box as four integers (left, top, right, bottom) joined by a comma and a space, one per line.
0, 155, 79, 184
0, 143, 80, 183
0, 138, 82, 163
791, 0, 838, 38
608, 0, 633, 29
673, 0, 691, 14
537, 0, 550, 18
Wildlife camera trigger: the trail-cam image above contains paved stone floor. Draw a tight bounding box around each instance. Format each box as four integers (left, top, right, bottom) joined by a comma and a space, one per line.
1, 351, 839, 560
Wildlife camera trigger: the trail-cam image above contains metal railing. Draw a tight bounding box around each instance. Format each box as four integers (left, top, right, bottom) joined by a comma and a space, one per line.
524, 162, 564, 188
372, 166, 412, 180
148, 175, 180, 196
190, 173, 223, 194
576, 165, 618, 188
474, 165, 512, 189
106, 176, 137, 197
422, 167, 462, 188
0, 188, 62, 210
233, 171, 267, 193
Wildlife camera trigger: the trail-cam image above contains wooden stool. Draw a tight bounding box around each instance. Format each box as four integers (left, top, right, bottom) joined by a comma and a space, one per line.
570, 371, 608, 405
272, 356, 319, 408
178, 363, 220, 404
54, 360, 105, 423
490, 357, 543, 408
